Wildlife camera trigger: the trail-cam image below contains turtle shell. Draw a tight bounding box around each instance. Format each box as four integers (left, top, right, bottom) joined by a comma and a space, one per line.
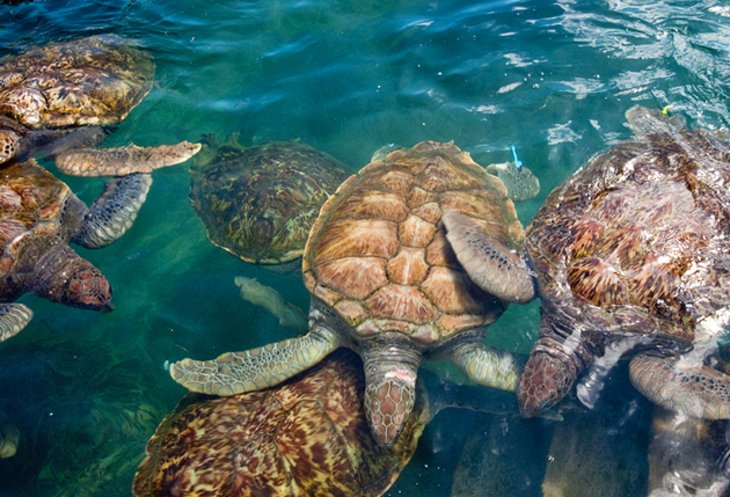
132, 350, 427, 497
0, 35, 153, 129
0, 159, 72, 280
189, 139, 351, 264
302, 140, 525, 344
525, 108, 730, 344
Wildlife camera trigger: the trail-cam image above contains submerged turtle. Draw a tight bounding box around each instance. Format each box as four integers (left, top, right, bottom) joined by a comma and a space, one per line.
136, 349, 516, 497
647, 406, 730, 497
171, 140, 536, 446
189, 137, 351, 265
0, 157, 192, 340
518, 105, 730, 420
0, 35, 200, 175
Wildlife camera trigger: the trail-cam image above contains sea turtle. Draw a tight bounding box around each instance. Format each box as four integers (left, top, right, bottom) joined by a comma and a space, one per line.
171, 140, 536, 446
189, 136, 351, 265
0, 34, 200, 176
647, 406, 730, 497
517, 105, 730, 420
0, 156, 193, 340
136, 349, 516, 497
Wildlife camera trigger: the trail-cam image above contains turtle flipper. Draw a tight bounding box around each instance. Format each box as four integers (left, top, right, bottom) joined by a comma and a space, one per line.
629, 354, 730, 419
234, 276, 308, 331
447, 339, 521, 392
442, 210, 535, 303
169, 326, 341, 395
0, 303, 32, 342
625, 105, 686, 137
485, 161, 540, 201
54, 141, 201, 177
72, 173, 152, 248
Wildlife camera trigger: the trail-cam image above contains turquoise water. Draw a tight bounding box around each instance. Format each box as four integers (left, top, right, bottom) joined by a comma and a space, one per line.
0, 0, 728, 496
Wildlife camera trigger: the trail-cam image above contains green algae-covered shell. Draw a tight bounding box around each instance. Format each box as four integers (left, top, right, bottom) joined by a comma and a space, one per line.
133, 350, 427, 497
0, 35, 153, 129
189, 138, 350, 265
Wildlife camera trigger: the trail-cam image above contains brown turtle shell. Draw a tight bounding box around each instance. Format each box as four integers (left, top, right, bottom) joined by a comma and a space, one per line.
190, 139, 351, 264
0, 34, 153, 129
525, 114, 730, 344
302, 141, 525, 345
0, 159, 72, 279
132, 350, 427, 497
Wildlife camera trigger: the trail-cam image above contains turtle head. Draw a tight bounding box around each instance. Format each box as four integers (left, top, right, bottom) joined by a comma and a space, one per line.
517, 337, 581, 417
31, 242, 113, 312
63, 266, 113, 312
362, 344, 420, 447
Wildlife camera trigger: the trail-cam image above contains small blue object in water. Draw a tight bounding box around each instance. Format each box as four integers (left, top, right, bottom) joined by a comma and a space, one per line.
511, 145, 522, 169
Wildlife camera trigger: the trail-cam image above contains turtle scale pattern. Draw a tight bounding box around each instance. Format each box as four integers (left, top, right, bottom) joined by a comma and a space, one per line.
518, 106, 730, 417
302, 140, 524, 342
0, 160, 76, 294
0, 34, 153, 130
190, 139, 351, 264
134, 350, 426, 497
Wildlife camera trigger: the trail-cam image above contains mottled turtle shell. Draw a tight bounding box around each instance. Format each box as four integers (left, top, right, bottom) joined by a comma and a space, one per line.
190, 139, 351, 264
133, 350, 427, 497
302, 140, 525, 344
526, 109, 730, 344
0, 160, 71, 281
0, 34, 153, 129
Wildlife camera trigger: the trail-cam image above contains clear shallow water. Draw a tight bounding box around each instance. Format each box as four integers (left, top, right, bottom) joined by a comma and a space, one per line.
0, 0, 728, 496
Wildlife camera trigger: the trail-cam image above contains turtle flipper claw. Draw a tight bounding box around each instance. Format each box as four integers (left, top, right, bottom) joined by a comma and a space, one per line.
630, 354, 730, 419
55, 141, 201, 176
443, 210, 535, 303
0, 303, 32, 342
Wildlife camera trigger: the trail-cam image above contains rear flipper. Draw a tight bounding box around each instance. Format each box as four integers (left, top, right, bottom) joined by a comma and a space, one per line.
0, 303, 32, 343
442, 210, 535, 303
630, 354, 730, 419
72, 174, 152, 248
446, 338, 521, 392
234, 276, 308, 331
169, 325, 341, 395
55, 141, 201, 176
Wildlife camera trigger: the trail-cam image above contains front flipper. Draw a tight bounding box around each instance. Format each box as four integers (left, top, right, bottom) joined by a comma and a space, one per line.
485, 161, 540, 202
630, 354, 730, 419
55, 141, 201, 177
442, 210, 535, 303
72, 174, 152, 248
0, 303, 32, 343
446, 339, 521, 392
169, 326, 341, 395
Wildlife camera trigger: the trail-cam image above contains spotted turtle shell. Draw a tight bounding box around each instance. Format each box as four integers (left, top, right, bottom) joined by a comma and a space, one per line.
132, 350, 426, 497
190, 140, 351, 264
0, 160, 72, 281
302, 141, 525, 345
526, 119, 730, 344
0, 35, 153, 129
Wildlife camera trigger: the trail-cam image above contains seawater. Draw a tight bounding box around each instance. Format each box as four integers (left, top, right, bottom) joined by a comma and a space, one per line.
0, 1, 728, 496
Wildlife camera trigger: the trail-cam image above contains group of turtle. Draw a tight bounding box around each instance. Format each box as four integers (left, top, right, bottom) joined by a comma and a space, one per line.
0, 34, 728, 496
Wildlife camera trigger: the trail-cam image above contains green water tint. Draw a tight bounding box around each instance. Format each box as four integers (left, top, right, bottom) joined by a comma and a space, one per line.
0, 0, 728, 495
